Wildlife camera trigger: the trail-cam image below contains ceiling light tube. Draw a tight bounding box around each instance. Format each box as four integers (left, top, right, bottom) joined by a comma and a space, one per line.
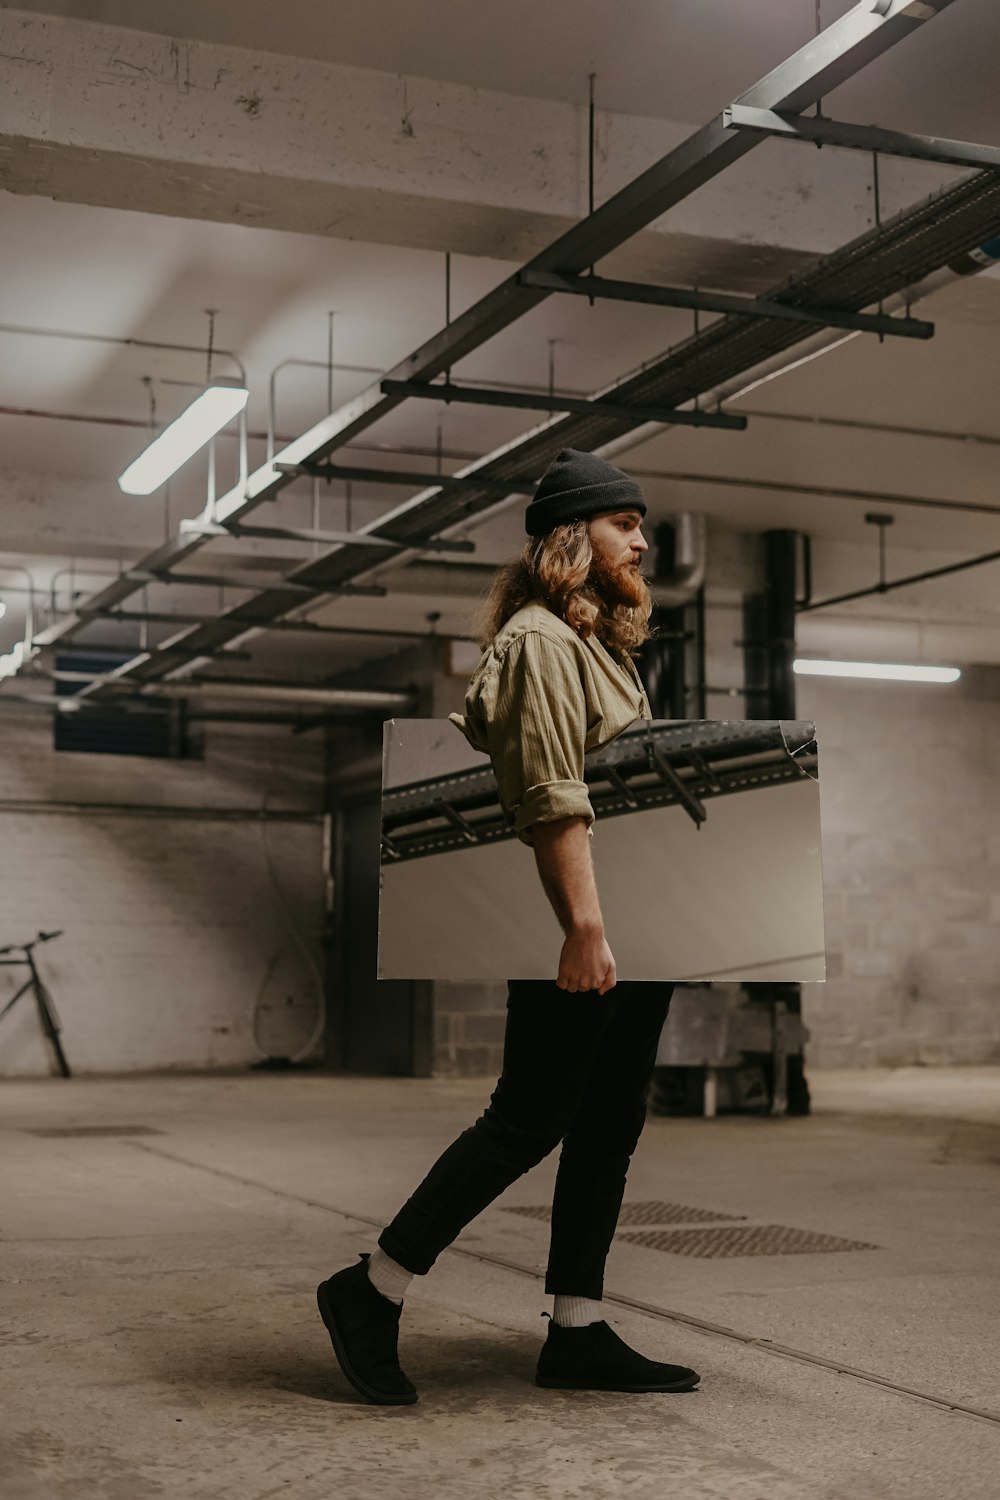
793, 658, 961, 683
118, 382, 249, 495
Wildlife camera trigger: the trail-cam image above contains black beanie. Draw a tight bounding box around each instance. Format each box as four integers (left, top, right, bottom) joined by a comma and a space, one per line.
525, 448, 646, 537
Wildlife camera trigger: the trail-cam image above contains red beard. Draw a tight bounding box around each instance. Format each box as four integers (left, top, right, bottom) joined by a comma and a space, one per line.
588, 545, 650, 612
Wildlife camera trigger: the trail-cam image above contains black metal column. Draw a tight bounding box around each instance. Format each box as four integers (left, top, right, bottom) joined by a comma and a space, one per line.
744, 529, 809, 1113
764, 530, 799, 718
637, 520, 691, 719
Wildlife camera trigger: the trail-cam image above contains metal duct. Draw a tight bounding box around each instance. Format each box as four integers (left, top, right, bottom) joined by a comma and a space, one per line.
650, 513, 707, 606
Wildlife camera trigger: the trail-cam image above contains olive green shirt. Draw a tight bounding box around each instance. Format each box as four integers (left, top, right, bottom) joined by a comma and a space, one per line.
449, 598, 651, 846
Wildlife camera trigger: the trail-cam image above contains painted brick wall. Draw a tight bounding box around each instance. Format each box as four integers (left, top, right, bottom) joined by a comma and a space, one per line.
794, 666, 1000, 1068
0, 708, 326, 1076
432, 980, 507, 1080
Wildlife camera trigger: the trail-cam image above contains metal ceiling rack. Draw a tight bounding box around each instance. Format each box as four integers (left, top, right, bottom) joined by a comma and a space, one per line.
722, 105, 1000, 172
275, 460, 538, 494
380, 719, 817, 864
177, 515, 476, 552
379, 378, 749, 430
89, 608, 453, 641
22, 0, 991, 705
516, 269, 935, 339
121, 570, 387, 597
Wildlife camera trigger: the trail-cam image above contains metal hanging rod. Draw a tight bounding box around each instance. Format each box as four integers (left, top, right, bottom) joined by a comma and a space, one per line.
797, 543, 1000, 612
123, 569, 387, 598
178, 516, 475, 554
275, 459, 538, 495
517, 269, 934, 340
723, 105, 1000, 172
380, 378, 747, 431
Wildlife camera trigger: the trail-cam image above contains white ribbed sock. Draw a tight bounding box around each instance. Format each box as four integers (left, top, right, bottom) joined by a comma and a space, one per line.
552, 1295, 604, 1328
366, 1246, 414, 1305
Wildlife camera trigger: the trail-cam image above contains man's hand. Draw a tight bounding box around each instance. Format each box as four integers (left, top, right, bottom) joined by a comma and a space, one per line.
531, 816, 617, 994
557, 926, 617, 995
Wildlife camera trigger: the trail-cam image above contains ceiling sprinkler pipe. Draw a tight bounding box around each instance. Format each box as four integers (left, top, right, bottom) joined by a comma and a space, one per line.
266, 358, 385, 465
0, 562, 37, 640
0, 322, 247, 384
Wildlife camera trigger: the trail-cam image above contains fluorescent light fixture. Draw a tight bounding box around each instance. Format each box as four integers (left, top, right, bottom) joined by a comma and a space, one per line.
118, 382, 249, 495
793, 658, 961, 683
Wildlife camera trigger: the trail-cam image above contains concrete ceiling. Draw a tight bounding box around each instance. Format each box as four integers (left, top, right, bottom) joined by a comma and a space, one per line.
15, 0, 1000, 139
2, 0, 1000, 681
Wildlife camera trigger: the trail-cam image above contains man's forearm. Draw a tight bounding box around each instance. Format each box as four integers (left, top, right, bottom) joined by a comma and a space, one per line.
531, 816, 604, 936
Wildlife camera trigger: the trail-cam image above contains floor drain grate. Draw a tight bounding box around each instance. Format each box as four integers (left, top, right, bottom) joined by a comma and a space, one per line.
618, 1224, 879, 1258
504, 1201, 745, 1226
22, 1125, 164, 1138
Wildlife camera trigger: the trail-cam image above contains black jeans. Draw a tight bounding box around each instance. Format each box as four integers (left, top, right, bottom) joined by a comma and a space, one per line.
378, 978, 673, 1299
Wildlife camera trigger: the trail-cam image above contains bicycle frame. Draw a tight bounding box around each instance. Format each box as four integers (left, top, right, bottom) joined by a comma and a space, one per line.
0, 966, 40, 1023
0, 934, 70, 1077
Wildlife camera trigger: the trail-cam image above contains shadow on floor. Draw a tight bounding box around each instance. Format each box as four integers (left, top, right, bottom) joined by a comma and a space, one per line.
140, 1328, 546, 1409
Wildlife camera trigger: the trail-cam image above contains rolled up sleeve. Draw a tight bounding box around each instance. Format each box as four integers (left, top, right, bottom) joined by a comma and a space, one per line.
480, 631, 594, 846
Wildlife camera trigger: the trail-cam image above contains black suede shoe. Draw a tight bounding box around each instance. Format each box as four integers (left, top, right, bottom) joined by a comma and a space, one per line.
316, 1253, 418, 1405
535, 1317, 699, 1393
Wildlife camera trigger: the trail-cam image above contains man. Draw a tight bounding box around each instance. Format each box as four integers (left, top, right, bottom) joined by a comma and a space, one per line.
317, 448, 699, 1405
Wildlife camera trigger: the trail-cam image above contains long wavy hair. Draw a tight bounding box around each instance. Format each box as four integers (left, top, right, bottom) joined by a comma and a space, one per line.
472, 521, 654, 659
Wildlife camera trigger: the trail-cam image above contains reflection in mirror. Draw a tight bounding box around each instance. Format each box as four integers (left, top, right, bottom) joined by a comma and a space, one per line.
378, 718, 825, 983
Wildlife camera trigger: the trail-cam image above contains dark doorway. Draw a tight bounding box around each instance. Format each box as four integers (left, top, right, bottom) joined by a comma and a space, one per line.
333, 794, 432, 1076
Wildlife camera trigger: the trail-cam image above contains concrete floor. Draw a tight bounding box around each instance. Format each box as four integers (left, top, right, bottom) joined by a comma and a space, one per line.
2, 1067, 999, 1500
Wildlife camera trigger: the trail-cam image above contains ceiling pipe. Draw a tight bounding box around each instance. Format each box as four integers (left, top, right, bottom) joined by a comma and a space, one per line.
0, 322, 246, 384
126, 681, 417, 711
387, 511, 706, 607
0, 564, 39, 681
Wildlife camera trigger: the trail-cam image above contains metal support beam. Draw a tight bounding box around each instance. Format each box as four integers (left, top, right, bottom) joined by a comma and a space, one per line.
277, 460, 537, 495
120, 570, 387, 598
797, 543, 1000, 611
86, 609, 460, 642
381, 378, 748, 431
517, 269, 935, 339
178, 517, 475, 554
144, 644, 251, 660
724, 103, 1000, 173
